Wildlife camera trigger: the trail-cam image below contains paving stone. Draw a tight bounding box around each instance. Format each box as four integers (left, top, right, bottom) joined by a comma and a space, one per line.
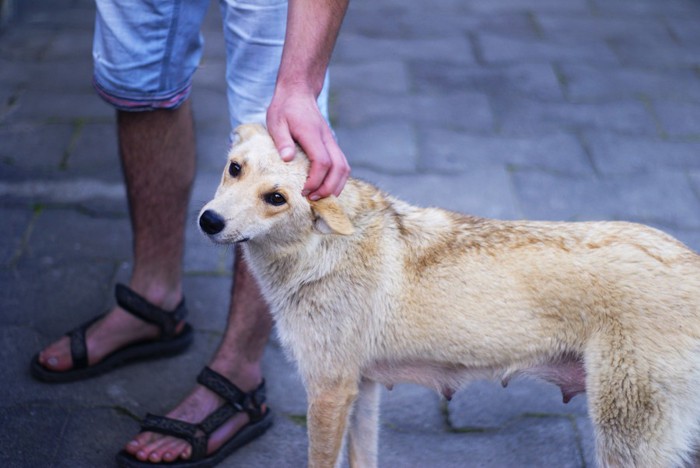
352, 166, 520, 220
0, 206, 33, 266
478, 33, 618, 65
330, 61, 411, 93
610, 35, 700, 68
0, 403, 71, 468
0, 122, 75, 171
13, 89, 114, 121
535, 14, 672, 41
584, 131, 700, 175
334, 90, 494, 131
495, 97, 658, 135
190, 86, 231, 124
420, 128, 593, 176
463, 0, 590, 13
183, 215, 231, 274
191, 57, 227, 92
512, 169, 700, 228
21, 207, 131, 266
575, 415, 597, 468
561, 63, 700, 102
335, 34, 475, 65
65, 122, 120, 180
263, 339, 308, 416
342, 8, 537, 40
378, 415, 583, 467
653, 100, 700, 138
0, 57, 91, 92
381, 384, 445, 434
449, 378, 588, 429
666, 17, 700, 46
589, 0, 700, 16
0, 263, 115, 334
0, 25, 56, 61
409, 62, 564, 100
52, 407, 135, 468
336, 122, 418, 173
42, 28, 94, 61
195, 117, 232, 172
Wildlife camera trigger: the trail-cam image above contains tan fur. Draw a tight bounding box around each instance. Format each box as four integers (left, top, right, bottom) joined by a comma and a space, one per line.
201, 124, 700, 468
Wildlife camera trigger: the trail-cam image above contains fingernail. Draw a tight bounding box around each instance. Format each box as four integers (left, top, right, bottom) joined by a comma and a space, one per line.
309, 194, 321, 201
280, 147, 294, 160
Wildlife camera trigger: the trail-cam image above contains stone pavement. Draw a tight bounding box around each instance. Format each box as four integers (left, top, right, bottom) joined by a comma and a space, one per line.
2, 0, 700, 466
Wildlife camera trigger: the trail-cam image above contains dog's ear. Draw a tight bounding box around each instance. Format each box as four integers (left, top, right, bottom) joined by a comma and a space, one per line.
310, 196, 354, 236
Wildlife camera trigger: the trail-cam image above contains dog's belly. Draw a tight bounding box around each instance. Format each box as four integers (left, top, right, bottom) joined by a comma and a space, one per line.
364, 355, 586, 403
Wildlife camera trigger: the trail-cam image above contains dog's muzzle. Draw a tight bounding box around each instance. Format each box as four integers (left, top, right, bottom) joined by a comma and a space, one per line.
199, 209, 225, 235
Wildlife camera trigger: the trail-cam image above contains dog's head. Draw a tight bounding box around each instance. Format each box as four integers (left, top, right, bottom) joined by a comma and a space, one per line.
198, 123, 354, 246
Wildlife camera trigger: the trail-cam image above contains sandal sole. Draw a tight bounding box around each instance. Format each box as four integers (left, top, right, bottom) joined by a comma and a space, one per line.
29, 323, 194, 383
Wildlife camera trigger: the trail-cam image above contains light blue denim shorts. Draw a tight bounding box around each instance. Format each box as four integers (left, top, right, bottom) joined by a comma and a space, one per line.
93, 0, 330, 129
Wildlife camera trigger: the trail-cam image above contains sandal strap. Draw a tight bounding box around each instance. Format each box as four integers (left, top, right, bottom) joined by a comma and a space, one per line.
115, 283, 187, 338
67, 314, 103, 369
197, 367, 267, 422
140, 414, 208, 461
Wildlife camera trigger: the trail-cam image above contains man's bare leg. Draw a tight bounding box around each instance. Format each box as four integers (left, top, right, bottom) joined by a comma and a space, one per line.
125, 249, 273, 463
37, 102, 196, 371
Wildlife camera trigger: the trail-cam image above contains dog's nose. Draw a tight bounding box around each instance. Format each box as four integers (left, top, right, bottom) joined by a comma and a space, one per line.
199, 210, 225, 235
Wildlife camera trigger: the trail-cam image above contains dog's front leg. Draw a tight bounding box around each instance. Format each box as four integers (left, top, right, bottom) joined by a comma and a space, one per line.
348, 378, 380, 468
307, 379, 359, 468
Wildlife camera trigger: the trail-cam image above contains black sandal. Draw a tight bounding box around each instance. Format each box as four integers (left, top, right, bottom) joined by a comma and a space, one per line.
115, 366, 273, 468
30, 283, 194, 383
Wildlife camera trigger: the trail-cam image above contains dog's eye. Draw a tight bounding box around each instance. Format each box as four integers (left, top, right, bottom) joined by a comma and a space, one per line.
228, 162, 241, 178
264, 192, 287, 206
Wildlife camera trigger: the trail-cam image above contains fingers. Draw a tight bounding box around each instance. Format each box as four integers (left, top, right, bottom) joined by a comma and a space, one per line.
267, 119, 296, 162
303, 130, 350, 199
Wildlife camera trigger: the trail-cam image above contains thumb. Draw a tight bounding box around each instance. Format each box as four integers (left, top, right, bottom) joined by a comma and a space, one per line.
267, 119, 296, 162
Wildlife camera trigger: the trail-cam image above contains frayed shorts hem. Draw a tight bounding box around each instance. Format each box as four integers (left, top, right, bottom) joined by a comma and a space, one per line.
93, 76, 191, 112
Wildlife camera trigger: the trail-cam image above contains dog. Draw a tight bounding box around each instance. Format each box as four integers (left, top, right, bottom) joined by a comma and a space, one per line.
199, 123, 700, 467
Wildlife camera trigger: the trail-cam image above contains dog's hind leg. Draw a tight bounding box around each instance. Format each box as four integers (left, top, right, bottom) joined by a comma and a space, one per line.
307, 378, 360, 468
348, 379, 380, 468
586, 331, 700, 467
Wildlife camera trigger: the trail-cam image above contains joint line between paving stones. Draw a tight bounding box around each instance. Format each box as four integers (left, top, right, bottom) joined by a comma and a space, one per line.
48, 409, 72, 468
526, 11, 544, 39
59, 118, 86, 170
573, 130, 602, 178
568, 413, 588, 468
636, 94, 668, 139
6, 203, 42, 269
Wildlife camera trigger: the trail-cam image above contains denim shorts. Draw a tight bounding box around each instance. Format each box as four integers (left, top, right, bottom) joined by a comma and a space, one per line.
93, 0, 330, 130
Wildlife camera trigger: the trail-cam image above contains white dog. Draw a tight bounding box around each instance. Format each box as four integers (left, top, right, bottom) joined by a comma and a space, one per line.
200, 124, 700, 467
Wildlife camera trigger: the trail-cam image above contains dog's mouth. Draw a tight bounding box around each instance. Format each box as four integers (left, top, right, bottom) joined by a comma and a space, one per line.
235, 237, 250, 244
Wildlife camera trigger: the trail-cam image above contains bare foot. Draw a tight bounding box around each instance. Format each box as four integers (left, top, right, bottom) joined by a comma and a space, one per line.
37, 287, 183, 372
123, 363, 264, 463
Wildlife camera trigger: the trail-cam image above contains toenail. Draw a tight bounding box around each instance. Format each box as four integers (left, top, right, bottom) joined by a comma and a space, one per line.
47, 357, 58, 367
128, 440, 138, 447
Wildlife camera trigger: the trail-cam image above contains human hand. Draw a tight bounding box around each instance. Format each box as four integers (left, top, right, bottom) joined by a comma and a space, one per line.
266, 85, 350, 200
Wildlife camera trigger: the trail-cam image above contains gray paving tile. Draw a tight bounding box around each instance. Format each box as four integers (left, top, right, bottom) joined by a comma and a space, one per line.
13, 89, 114, 122
463, 0, 590, 13
352, 166, 520, 220
330, 61, 411, 93
495, 97, 658, 135
610, 35, 700, 68
654, 100, 700, 138
409, 62, 564, 100
535, 14, 671, 41
381, 384, 445, 434
334, 90, 494, 131
448, 378, 588, 429
420, 128, 593, 176
512, 169, 700, 228
584, 131, 700, 175
379, 415, 583, 467
21, 207, 131, 266
559, 63, 700, 102
336, 122, 419, 173
0, 206, 33, 267
478, 33, 618, 65
589, 0, 700, 16
334, 34, 476, 65
0, 122, 76, 172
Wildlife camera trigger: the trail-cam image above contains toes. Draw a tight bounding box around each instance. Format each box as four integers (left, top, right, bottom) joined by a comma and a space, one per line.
159, 439, 190, 462
38, 337, 73, 371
